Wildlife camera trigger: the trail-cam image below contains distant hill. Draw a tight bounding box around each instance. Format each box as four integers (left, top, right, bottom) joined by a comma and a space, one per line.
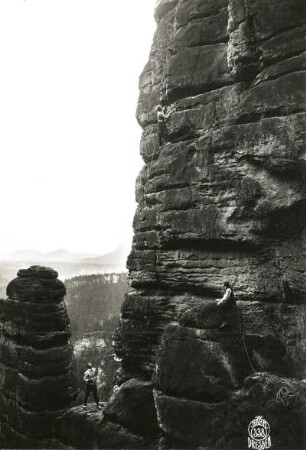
81, 244, 130, 268
0, 245, 130, 297
0, 249, 98, 263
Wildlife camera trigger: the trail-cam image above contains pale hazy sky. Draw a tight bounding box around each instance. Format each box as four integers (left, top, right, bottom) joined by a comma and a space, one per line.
0, 0, 156, 255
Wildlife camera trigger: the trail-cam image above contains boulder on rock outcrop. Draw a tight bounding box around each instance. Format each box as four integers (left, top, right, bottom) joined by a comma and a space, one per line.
7, 266, 65, 302
179, 300, 239, 329
155, 324, 251, 401
103, 379, 159, 435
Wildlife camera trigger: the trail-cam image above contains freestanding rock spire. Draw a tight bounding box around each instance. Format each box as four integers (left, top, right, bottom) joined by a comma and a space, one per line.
0, 266, 78, 448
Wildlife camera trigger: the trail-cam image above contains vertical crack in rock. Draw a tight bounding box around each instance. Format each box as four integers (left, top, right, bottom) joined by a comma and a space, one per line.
0, 266, 78, 449
227, 0, 261, 81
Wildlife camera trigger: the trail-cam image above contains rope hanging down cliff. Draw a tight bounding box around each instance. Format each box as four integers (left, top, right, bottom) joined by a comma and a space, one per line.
160, 300, 256, 375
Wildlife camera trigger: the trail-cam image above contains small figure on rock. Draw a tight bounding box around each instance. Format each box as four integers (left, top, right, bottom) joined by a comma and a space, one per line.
156, 104, 175, 146
83, 362, 102, 410
215, 281, 235, 330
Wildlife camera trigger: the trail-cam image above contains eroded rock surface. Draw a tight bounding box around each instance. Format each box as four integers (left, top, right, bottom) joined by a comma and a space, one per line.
54, 405, 152, 450
155, 372, 306, 448
114, 0, 306, 447
0, 266, 78, 448
104, 379, 159, 435
1, 0, 305, 448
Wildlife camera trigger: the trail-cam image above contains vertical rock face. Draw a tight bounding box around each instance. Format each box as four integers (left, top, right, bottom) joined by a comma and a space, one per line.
114, 0, 306, 447
0, 266, 78, 448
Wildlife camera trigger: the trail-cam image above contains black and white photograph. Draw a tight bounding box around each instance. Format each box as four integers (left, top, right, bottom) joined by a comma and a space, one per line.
0, 0, 305, 449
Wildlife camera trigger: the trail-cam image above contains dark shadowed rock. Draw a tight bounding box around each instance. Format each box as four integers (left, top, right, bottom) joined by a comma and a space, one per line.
1, 0, 305, 447
155, 373, 306, 448
155, 324, 249, 401
0, 266, 78, 448
113, 0, 306, 447
54, 405, 153, 449
179, 300, 238, 329
104, 379, 158, 435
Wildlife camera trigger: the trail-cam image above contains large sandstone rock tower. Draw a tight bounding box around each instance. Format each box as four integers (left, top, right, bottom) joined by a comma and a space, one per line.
0, 266, 78, 448
114, 0, 306, 447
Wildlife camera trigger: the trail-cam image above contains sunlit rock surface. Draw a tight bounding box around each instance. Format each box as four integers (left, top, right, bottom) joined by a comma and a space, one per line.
0, 266, 78, 448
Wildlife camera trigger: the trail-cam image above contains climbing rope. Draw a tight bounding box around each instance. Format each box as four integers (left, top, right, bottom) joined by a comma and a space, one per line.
157, 294, 257, 376
239, 310, 256, 373
93, 293, 257, 383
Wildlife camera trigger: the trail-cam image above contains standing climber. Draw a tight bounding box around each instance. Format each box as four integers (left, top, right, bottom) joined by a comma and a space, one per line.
215, 281, 235, 329
83, 362, 101, 409
156, 104, 175, 146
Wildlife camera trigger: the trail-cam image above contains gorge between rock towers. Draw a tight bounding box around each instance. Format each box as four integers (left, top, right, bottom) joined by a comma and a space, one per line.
0, 0, 306, 448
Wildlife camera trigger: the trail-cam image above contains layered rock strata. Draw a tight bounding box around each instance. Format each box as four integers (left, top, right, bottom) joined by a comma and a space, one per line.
0, 266, 78, 448
114, 0, 306, 447
1, 0, 305, 447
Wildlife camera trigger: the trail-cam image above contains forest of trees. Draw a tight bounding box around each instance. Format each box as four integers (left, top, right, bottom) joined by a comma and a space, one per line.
64, 273, 129, 401
65, 273, 128, 335
0, 271, 9, 298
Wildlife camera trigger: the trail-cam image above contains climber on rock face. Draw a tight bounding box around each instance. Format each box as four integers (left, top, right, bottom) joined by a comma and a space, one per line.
215, 281, 235, 330
216, 281, 234, 306
156, 104, 175, 146
83, 362, 101, 410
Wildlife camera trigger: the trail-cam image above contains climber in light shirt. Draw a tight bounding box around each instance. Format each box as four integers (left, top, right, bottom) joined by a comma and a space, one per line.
216, 281, 234, 305
83, 362, 102, 409
215, 281, 235, 329
156, 104, 176, 146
